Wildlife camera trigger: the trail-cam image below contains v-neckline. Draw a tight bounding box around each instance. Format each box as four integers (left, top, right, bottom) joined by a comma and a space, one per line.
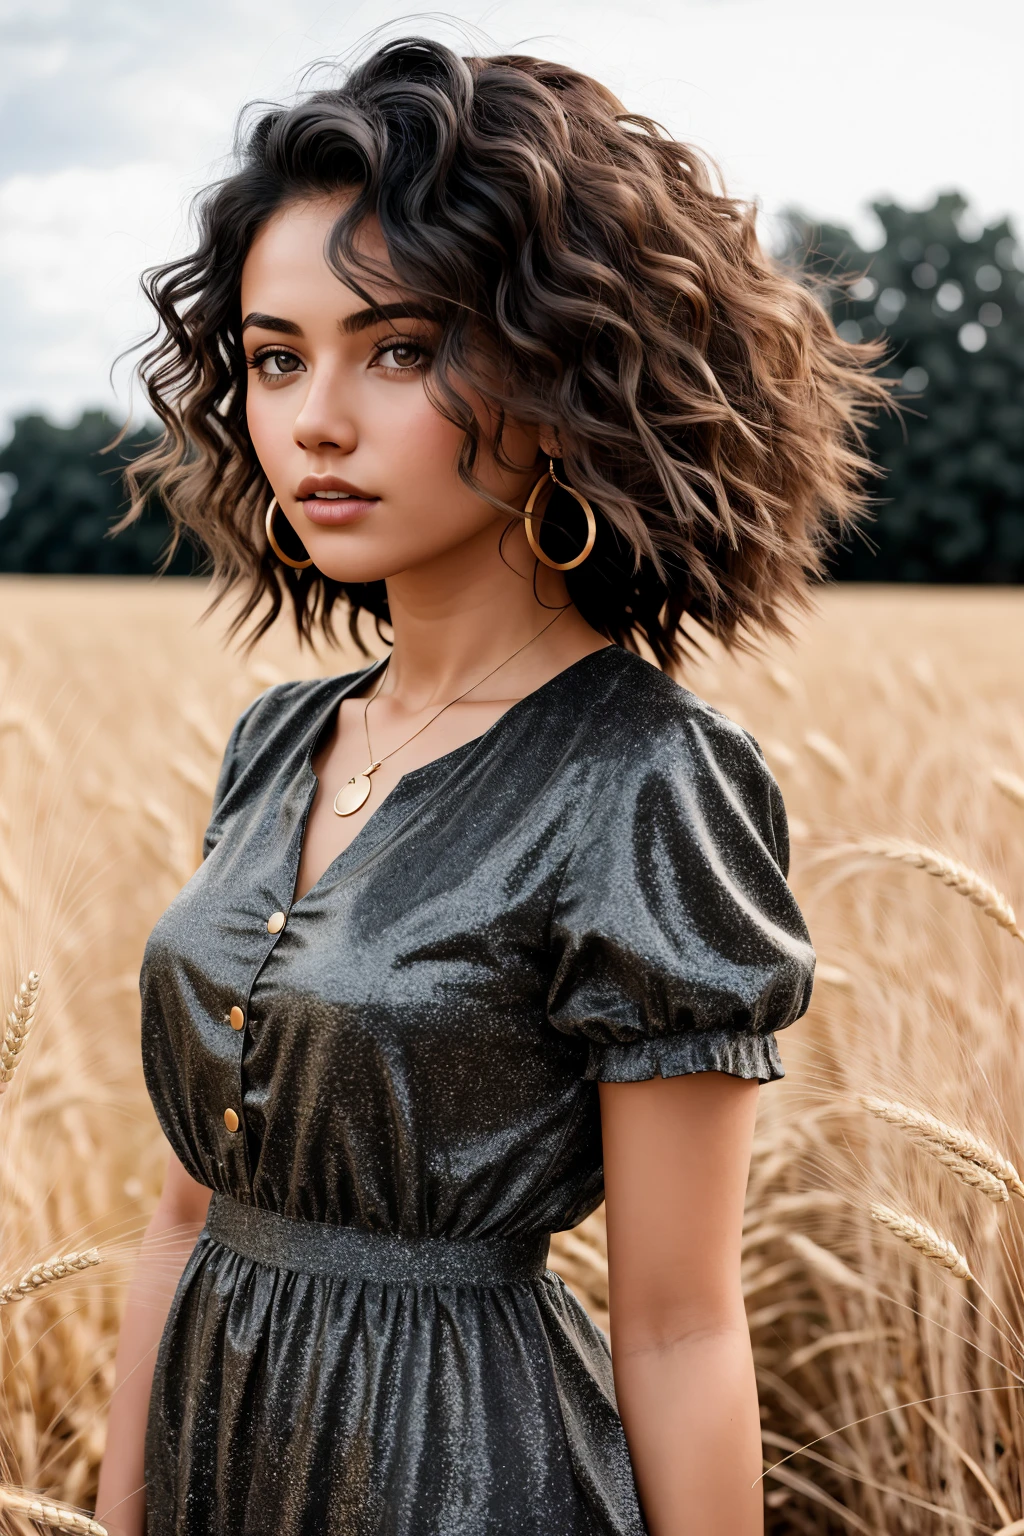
287, 643, 621, 910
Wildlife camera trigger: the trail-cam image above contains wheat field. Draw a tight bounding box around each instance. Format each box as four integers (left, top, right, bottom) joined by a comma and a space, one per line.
1, 577, 1023, 1535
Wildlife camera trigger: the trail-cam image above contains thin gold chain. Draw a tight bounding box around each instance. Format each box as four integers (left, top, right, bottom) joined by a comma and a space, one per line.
360, 606, 569, 774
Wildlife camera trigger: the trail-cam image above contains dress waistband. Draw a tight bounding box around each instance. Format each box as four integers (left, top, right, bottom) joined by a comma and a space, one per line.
203, 1192, 551, 1285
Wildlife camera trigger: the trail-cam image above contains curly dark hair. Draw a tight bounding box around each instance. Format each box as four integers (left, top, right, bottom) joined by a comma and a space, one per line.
123, 36, 890, 665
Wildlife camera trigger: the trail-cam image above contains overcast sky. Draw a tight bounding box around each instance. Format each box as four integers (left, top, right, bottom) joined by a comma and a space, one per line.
0, 0, 1021, 435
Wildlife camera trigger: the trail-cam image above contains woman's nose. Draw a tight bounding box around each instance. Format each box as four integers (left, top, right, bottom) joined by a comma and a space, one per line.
292, 370, 358, 454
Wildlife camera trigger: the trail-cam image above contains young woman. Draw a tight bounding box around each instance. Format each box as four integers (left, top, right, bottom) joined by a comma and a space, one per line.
96, 38, 885, 1536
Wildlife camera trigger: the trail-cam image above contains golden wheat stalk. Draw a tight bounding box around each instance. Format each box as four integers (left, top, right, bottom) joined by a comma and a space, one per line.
860, 1095, 1024, 1199
0, 1485, 106, 1534
786, 1233, 877, 1296
0, 970, 41, 1092
803, 729, 854, 781
993, 767, 1024, 811
0, 1248, 102, 1307
870, 1203, 972, 1279
927, 1147, 1010, 1202
815, 962, 854, 988
853, 839, 1024, 941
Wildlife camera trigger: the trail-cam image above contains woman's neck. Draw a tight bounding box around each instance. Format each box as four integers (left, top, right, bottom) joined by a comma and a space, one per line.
377, 518, 593, 707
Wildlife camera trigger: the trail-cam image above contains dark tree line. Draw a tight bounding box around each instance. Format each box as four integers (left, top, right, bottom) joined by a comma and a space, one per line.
0, 191, 1021, 582
0, 412, 198, 575
782, 191, 1024, 581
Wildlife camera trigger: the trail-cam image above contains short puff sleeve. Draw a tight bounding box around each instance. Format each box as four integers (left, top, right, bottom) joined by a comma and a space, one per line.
548, 701, 814, 1084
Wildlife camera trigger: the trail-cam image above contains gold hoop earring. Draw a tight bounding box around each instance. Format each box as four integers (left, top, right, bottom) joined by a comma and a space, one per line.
265, 496, 313, 569
524, 459, 596, 571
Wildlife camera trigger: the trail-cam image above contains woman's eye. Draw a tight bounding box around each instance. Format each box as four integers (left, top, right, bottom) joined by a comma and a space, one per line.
375, 342, 428, 371
254, 351, 304, 378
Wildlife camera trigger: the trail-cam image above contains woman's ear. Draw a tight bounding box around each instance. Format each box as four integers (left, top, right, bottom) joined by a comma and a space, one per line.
538, 427, 561, 459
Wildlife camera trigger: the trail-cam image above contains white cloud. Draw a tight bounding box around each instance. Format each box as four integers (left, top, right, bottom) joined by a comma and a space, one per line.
0, 162, 189, 424
0, 0, 1021, 433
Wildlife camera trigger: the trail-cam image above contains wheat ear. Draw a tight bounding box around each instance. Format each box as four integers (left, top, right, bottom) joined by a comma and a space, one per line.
0, 1486, 106, 1534
0, 1248, 102, 1307
925, 1147, 1010, 1203
860, 1096, 1024, 1199
870, 1203, 972, 1279
993, 768, 1024, 811
853, 839, 1024, 942
804, 730, 854, 781
0, 971, 41, 1092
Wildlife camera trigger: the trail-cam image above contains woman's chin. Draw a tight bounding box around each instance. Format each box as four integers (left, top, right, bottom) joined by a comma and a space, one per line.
307, 535, 485, 587
299, 528, 402, 585
305, 551, 419, 586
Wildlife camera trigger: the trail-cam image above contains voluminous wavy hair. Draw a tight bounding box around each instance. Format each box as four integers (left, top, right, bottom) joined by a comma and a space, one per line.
124, 36, 890, 665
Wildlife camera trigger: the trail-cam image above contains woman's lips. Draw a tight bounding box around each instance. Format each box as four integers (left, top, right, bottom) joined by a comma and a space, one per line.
299, 496, 379, 526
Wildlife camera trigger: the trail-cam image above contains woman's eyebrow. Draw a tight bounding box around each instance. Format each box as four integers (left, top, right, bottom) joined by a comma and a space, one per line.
339, 302, 439, 335
241, 312, 303, 336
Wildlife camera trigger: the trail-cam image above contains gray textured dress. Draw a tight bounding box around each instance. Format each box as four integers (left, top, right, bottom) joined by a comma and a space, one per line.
140, 645, 814, 1535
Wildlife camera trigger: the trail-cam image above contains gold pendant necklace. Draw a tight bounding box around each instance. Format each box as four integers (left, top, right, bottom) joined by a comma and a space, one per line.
332, 764, 381, 816
333, 608, 568, 817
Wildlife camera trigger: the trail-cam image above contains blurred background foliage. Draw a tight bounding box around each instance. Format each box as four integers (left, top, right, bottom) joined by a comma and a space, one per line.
782, 191, 1024, 581
0, 412, 198, 576
0, 190, 1021, 582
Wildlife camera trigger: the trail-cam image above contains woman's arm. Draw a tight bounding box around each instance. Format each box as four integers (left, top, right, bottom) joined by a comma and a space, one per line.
599, 1071, 762, 1536
94, 1149, 212, 1536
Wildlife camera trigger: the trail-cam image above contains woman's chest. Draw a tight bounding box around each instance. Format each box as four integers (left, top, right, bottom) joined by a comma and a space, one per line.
139, 805, 591, 1200
140, 786, 578, 1099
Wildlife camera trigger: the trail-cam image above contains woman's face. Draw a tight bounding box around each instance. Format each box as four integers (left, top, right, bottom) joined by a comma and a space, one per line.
241, 197, 544, 582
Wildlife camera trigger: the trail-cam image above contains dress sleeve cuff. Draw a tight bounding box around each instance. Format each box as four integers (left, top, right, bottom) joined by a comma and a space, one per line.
583, 1027, 784, 1085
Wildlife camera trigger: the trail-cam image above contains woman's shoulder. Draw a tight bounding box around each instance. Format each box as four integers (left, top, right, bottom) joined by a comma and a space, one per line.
592, 647, 767, 771
200, 664, 376, 858
573, 648, 792, 878
209, 664, 376, 800
227, 664, 375, 757
583, 647, 787, 855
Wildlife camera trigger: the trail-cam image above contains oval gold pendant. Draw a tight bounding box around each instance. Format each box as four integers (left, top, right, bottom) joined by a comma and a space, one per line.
334, 774, 373, 817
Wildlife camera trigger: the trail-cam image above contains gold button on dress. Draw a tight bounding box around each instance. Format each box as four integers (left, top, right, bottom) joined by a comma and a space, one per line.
267, 911, 286, 934
223, 1107, 239, 1132
229, 1006, 244, 1030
